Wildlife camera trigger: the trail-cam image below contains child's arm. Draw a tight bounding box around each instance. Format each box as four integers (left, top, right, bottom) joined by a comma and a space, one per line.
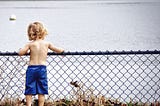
48, 42, 64, 53
18, 44, 30, 56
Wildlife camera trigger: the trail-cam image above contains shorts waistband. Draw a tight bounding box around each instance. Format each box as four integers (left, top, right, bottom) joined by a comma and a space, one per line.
28, 65, 46, 68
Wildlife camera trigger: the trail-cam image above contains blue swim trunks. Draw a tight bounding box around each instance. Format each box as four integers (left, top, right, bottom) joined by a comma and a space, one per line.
24, 65, 48, 95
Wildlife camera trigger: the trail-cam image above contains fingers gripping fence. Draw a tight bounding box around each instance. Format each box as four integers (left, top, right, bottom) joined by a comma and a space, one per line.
0, 50, 160, 103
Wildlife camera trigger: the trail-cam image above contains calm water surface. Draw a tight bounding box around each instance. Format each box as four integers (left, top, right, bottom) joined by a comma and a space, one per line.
0, 1, 160, 52
0, 0, 160, 102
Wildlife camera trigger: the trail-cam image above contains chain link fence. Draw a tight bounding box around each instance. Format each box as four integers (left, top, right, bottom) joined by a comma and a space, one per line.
0, 50, 160, 103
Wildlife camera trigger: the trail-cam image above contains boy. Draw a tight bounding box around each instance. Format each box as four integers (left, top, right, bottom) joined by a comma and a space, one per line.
19, 22, 64, 106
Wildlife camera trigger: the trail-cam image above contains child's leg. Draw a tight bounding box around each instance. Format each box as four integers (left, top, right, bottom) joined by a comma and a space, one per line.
38, 94, 45, 106
26, 95, 32, 106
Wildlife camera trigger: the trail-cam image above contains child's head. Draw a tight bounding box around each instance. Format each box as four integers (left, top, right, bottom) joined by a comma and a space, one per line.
27, 22, 48, 41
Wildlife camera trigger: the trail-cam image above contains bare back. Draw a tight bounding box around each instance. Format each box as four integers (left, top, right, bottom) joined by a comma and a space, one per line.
19, 39, 64, 65
29, 40, 49, 65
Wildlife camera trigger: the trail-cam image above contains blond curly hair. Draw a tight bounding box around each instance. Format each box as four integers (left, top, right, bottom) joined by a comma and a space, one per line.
27, 22, 48, 41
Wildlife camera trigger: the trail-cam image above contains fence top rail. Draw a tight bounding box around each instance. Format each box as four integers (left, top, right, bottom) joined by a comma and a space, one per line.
0, 50, 160, 56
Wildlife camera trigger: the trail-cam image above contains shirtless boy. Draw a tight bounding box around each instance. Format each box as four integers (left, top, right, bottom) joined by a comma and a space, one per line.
19, 22, 64, 106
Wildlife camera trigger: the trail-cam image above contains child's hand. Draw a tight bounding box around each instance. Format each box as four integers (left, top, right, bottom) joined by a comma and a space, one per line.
61, 51, 65, 58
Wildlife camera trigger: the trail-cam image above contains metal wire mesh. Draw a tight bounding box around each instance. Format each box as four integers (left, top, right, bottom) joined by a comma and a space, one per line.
0, 50, 159, 103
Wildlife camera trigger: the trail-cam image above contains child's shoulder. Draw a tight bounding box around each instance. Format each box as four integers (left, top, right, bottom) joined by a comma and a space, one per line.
25, 41, 37, 47
41, 40, 50, 44
27, 41, 34, 45
42, 40, 52, 45
27, 40, 52, 46
39, 40, 53, 47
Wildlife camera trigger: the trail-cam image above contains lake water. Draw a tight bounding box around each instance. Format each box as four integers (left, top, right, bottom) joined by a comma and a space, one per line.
0, 0, 160, 102
0, 0, 160, 52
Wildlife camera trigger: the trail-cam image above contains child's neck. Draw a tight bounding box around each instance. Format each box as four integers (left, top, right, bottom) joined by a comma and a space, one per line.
35, 37, 43, 41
